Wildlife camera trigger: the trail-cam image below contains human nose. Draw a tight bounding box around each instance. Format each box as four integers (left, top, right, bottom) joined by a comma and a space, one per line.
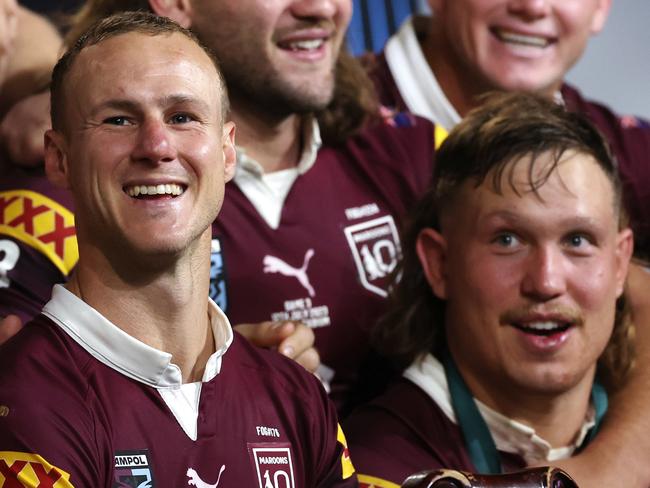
131, 119, 177, 165
507, 0, 551, 20
521, 245, 567, 300
290, 0, 339, 20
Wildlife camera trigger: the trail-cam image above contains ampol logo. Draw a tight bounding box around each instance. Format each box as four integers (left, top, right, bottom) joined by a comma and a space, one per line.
248, 444, 295, 488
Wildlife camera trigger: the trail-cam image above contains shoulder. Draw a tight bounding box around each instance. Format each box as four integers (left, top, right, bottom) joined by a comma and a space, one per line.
225, 332, 330, 413
0, 315, 106, 486
562, 83, 650, 151
344, 378, 472, 484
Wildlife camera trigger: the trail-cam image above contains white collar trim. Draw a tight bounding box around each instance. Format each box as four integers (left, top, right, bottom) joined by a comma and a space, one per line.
404, 353, 596, 464
385, 15, 461, 131
232, 117, 321, 229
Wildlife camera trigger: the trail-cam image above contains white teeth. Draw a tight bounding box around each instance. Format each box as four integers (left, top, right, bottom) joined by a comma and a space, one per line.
496, 30, 549, 48
125, 184, 184, 197
526, 321, 562, 331
289, 39, 324, 51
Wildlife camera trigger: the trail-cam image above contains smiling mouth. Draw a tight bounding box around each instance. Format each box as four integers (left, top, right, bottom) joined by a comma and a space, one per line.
492, 28, 552, 48
124, 183, 186, 198
512, 321, 573, 336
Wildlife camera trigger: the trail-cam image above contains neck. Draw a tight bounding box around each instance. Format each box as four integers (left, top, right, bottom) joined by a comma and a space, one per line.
229, 97, 304, 173
449, 350, 595, 447
68, 232, 215, 383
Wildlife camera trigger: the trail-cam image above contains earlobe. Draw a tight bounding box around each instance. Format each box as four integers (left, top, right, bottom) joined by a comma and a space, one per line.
148, 0, 193, 28
222, 121, 237, 183
44, 130, 71, 190
416, 227, 448, 299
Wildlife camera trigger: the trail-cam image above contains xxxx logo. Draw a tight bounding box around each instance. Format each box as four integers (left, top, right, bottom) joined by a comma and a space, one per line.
0, 190, 77, 276
0, 451, 72, 487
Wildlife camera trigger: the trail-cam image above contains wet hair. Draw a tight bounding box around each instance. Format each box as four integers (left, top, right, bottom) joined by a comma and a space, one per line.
63, 0, 379, 144
51, 10, 228, 132
375, 92, 633, 390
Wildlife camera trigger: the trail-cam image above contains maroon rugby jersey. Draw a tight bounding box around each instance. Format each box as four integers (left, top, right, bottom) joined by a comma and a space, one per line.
0, 167, 77, 323
0, 313, 356, 487
343, 378, 526, 488
367, 51, 650, 260
212, 116, 435, 410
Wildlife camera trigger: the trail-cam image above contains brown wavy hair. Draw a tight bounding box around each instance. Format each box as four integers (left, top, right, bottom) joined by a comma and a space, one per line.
374, 92, 634, 391
64, 0, 379, 144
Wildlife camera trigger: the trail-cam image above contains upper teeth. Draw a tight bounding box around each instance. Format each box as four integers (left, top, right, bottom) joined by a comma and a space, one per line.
525, 321, 563, 331
126, 184, 184, 197
289, 39, 324, 51
497, 30, 549, 48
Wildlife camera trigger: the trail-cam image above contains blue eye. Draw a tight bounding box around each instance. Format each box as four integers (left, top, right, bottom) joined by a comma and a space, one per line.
169, 113, 194, 124
104, 116, 131, 126
494, 233, 519, 247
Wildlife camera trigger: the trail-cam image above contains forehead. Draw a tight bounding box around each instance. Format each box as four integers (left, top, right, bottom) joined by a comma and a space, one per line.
444, 152, 618, 230
66, 32, 220, 109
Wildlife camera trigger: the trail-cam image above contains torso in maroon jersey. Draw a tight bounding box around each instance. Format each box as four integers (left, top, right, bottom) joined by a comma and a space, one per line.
0, 167, 77, 322
210, 117, 435, 409
344, 378, 526, 487
0, 317, 356, 488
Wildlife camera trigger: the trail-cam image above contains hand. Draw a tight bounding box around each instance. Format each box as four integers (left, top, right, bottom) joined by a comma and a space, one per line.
234, 321, 320, 374
0, 0, 18, 84
0, 90, 49, 166
0, 313, 21, 345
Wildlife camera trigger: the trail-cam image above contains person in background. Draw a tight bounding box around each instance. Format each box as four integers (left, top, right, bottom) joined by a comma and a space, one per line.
345, 92, 633, 487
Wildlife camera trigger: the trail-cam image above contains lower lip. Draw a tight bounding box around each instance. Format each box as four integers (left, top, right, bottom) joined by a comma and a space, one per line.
513, 326, 573, 354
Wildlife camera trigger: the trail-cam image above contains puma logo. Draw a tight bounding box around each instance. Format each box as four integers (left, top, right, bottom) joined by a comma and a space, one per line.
263, 249, 315, 297
187, 465, 225, 488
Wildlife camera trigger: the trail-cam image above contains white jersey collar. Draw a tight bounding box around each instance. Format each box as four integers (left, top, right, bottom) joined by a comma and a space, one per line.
385, 15, 461, 131
404, 353, 596, 465
233, 116, 322, 229
43, 284, 233, 388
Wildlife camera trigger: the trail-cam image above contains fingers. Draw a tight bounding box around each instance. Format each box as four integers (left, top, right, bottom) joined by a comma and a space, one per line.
0, 313, 22, 345
233, 320, 321, 373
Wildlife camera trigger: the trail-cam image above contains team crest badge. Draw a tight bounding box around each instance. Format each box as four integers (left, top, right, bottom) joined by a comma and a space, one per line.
113, 450, 155, 488
209, 238, 228, 312
344, 215, 401, 297
248, 443, 295, 488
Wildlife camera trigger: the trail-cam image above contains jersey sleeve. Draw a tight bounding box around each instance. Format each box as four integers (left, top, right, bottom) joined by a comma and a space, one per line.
0, 327, 110, 487
0, 172, 77, 323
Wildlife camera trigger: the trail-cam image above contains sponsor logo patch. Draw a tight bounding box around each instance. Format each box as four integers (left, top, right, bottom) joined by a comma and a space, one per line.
209, 238, 228, 312
0, 190, 77, 276
0, 451, 72, 487
248, 443, 295, 488
344, 216, 401, 297
113, 450, 154, 488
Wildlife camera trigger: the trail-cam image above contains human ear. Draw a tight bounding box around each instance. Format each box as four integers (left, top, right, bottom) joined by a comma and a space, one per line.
614, 227, 634, 297
416, 227, 448, 299
222, 121, 236, 183
589, 0, 612, 34
44, 129, 71, 190
148, 0, 193, 28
